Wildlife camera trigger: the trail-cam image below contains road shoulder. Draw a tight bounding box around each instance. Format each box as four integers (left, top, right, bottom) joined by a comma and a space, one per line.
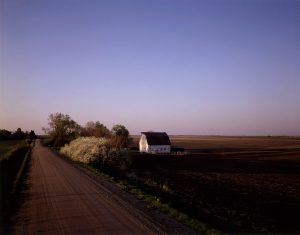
56, 151, 197, 234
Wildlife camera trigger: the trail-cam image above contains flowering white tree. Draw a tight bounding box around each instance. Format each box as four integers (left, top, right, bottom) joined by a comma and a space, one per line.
60, 136, 127, 169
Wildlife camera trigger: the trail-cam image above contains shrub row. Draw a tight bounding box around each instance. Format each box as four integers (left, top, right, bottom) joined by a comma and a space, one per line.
60, 137, 127, 170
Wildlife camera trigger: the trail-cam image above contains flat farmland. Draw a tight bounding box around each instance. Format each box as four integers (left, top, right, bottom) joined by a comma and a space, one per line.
129, 136, 300, 233
0, 140, 24, 158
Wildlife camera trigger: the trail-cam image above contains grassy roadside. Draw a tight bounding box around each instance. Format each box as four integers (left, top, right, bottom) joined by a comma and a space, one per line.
11, 145, 32, 195
0, 140, 34, 234
0, 140, 24, 157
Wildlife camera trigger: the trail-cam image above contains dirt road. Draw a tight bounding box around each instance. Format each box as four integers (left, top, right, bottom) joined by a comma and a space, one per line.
11, 140, 160, 234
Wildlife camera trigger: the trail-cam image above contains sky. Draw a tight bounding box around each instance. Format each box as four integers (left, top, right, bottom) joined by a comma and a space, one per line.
1, 0, 300, 135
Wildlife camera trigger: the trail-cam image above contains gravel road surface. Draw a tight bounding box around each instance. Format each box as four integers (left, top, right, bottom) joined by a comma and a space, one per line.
11, 140, 161, 234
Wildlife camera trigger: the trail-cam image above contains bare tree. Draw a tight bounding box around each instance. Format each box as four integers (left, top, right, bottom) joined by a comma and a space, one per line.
43, 113, 80, 146
81, 121, 110, 137
111, 124, 129, 149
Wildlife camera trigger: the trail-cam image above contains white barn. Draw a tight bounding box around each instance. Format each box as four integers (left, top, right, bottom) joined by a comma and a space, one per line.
139, 132, 171, 153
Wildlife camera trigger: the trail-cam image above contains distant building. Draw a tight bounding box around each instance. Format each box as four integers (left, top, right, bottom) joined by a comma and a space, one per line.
139, 132, 171, 153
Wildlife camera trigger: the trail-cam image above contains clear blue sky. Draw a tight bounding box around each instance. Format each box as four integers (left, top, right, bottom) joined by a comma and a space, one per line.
1, 0, 299, 135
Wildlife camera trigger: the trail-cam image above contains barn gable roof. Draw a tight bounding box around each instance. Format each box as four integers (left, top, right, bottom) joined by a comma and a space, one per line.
141, 132, 171, 145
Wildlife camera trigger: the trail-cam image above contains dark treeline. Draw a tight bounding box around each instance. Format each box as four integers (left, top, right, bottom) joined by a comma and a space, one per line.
43, 113, 130, 148
0, 128, 37, 140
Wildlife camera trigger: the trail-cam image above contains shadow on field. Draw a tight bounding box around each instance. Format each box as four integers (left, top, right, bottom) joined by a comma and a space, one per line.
0, 148, 32, 234
127, 149, 300, 233
130, 151, 300, 174
7, 167, 32, 233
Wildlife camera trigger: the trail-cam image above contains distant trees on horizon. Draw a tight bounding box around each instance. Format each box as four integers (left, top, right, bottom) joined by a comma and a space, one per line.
0, 128, 37, 140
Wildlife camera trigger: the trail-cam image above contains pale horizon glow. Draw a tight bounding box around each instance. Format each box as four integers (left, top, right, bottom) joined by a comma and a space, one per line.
1, 0, 300, 136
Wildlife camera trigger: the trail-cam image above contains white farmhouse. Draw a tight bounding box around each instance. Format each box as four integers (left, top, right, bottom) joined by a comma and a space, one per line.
139, 132, 171, 153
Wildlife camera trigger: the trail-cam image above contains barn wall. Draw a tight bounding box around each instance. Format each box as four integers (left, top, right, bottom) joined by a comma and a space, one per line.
147, 145, 171, 153
139, 134, 171, 153
139, 134, 148, 152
